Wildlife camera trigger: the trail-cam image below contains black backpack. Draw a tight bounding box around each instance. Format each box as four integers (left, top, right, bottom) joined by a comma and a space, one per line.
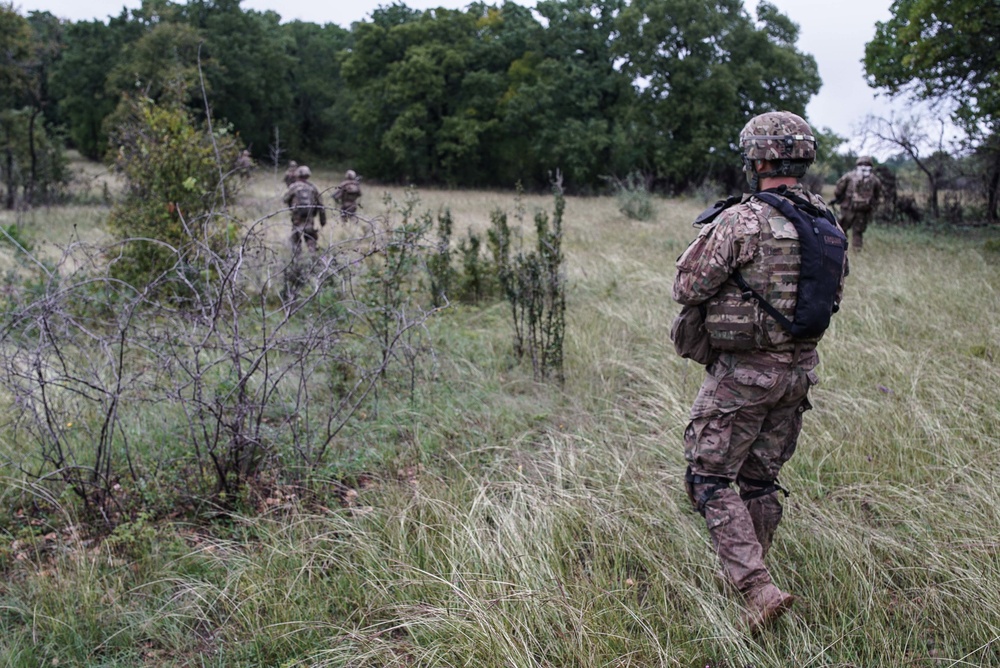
731, 188, 847, 339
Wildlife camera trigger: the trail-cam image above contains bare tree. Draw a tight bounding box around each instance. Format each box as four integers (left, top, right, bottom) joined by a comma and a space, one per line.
862, 114, 958, 219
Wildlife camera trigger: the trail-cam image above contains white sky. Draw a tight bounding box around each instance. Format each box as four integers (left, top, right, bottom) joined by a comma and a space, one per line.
16, 0, 907, 152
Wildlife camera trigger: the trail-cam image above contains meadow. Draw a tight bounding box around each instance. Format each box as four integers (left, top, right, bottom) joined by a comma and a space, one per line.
0, 160, 998, 667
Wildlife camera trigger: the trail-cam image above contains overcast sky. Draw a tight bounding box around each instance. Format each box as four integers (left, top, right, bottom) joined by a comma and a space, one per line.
15, 0, 906, 151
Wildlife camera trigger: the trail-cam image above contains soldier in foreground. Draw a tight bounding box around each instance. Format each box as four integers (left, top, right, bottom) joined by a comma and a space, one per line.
283, 160, 299, 187
671, 111, 848, 633
332, 169, 362, 221
282, 165, 326, 254
833, 155, 882, 250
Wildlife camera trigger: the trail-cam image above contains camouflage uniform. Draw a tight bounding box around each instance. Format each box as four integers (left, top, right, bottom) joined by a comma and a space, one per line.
282, 170, 326, 254
332, 170, 362, 220
673, 111, 847, 631
235, 150, 254, 179
834, 157, 882, 250
283, 161, 299, 188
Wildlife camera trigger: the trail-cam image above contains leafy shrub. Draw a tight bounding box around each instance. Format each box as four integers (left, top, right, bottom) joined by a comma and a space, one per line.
489, 176, 567, 383
105, 96, 243, 299
604, 171, 655, 221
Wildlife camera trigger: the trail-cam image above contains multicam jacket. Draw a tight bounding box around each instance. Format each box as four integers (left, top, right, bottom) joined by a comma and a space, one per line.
835, 168, 882, 212
333, 178, 362, 205
282, 181, 327, 227
672, 184, 846, 353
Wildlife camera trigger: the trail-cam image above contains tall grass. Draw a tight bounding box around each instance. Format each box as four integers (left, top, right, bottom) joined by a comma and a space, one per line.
1, 168, 999, 666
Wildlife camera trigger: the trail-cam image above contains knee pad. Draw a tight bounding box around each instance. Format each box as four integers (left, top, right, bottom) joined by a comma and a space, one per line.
737, 475, 789, 502
685, 466, 732, 516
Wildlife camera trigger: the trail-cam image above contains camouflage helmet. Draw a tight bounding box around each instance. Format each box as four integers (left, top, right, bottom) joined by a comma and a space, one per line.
856, 155, 873, 166
288, 160, 298, 169
345, 169, 357, 180
296, 165, 311, 179
739, 111, 815, 189
739, 111, 816, 163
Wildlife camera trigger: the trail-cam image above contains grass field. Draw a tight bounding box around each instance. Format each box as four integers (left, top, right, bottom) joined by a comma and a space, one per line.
0, 160, 999, 667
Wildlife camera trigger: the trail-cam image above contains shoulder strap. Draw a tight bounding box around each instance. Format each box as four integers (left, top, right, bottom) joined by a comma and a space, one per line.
731, 270, 795, 332
693, 194, 742, 227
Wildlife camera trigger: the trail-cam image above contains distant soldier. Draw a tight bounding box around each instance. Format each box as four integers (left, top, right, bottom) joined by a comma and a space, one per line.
833, 156, 883, 251
282, 165, 326, 254
236, 149, 254, 179
283, 160, 299, 187
332, 169, 362, 221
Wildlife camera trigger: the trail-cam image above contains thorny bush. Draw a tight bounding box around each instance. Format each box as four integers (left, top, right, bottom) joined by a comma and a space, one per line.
0, 120, 440, 526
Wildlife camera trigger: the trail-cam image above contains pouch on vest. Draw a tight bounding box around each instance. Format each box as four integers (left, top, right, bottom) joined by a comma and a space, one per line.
670, 304, 717, 365
850, 175, 875, 210
293, 186, 314, 220
742, 190, 847, 339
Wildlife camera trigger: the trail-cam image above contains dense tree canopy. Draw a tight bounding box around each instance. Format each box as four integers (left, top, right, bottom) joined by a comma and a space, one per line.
9, 0, 826, 193
865, 0, 1000, 219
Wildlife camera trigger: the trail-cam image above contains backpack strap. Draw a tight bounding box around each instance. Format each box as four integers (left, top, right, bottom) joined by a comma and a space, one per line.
731, 269, 795, 332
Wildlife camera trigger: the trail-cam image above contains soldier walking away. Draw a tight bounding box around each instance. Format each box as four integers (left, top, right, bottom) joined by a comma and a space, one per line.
332, 169, 362, 221
282, 165, 326, 255
236, 150, 254, 179
833, 156, 882, 250
283, 160, 299, 187
672, 111, 848, 634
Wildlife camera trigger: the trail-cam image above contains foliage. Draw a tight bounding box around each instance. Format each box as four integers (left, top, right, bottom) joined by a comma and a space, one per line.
865, 0, 1000, 220
0, 5, 69, 209
0, 181, 442, 522
604, 171, 655, 220
105, 96, 242, 295
489, 176, 567, 383
3, 185, 1000, 666
279, 20, 355, 161
35, 0, 827, 194
50, 20, 123, 160
613, 0, 821, 191
425, 207, 455, 307
0, 107, 68, 209
183, 0, 296, 157
865, 0, 1000, 134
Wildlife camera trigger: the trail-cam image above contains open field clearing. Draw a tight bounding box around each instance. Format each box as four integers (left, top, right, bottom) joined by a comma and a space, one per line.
1, 163, 999, 667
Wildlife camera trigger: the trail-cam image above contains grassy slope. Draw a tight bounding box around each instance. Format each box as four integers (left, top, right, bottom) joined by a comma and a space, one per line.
1, 164, 999, 666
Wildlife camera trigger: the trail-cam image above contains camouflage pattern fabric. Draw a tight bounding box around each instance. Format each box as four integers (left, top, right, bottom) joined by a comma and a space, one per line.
235, 150, 253, 178
283, 165, 299, 187
673, 185, 845, 352
834, 168, 883, 250
684, 349, 817, 592
333, 179, 362, 220
673, 183, 844, 596
282, 181, 326, 253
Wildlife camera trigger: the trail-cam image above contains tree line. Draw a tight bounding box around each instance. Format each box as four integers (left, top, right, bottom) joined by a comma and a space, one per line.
2, 0, 828, 200
4, 0, 999, 219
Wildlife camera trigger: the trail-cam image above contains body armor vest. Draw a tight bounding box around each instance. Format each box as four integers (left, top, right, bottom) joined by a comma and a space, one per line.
704, 198, 824, 352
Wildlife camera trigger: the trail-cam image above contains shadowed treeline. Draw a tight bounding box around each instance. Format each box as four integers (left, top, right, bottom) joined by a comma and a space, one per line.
2, 0, 826, 194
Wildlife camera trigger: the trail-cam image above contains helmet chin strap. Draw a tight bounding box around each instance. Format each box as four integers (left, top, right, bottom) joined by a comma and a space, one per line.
742, 154, 760, 192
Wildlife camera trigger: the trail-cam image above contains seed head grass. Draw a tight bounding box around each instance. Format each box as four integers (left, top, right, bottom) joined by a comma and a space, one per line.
1, 169, 999, 666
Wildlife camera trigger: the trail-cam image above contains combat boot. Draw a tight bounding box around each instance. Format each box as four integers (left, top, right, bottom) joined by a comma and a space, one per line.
742, 583, 795, 634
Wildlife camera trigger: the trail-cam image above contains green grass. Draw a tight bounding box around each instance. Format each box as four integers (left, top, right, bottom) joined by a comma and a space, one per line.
0, 165, 999, 666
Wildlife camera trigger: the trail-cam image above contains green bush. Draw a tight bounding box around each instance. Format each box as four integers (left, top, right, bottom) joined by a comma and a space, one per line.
105, 97, 243, 299
606, 171, 655, 221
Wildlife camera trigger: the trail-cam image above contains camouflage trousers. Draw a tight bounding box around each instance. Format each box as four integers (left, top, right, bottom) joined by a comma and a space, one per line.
291, 219, 318, 253
339, 199, 359, 221
838, 206, 873, 250
684, 348, 818, 594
